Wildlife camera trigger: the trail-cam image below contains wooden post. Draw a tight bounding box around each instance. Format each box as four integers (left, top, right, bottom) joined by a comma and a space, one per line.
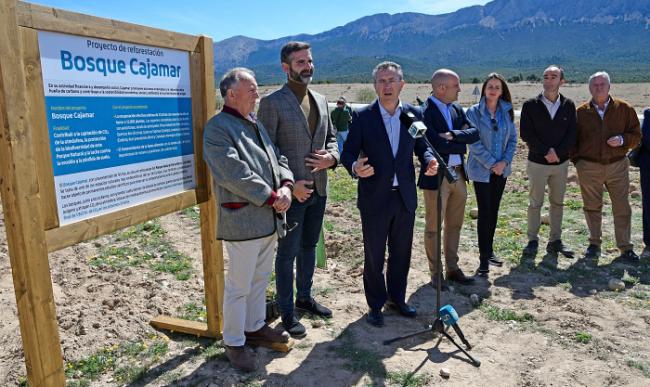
196, 36, 223, 336
0, 0, 65, 385
149, 35, 223, 337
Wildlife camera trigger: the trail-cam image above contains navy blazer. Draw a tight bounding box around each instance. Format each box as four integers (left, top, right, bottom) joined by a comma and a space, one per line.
417, 98, 479, 190
341, 101, 434, 216
639, 108, 650, 168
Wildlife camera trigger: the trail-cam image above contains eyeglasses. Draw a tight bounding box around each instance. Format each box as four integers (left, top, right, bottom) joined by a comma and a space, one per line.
376, 78, 399, 86
490, 118, 498, 132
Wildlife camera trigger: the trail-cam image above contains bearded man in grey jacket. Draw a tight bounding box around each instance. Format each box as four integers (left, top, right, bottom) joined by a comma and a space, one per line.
257, 41, 339, 338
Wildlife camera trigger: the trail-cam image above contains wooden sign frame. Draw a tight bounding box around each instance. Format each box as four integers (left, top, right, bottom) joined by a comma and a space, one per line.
0, 1, 223, 385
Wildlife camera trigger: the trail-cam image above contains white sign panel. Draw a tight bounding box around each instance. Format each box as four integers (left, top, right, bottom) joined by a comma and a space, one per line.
38, 31, 195, 225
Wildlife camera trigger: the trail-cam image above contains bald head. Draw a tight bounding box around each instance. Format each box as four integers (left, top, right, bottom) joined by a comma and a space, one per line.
431, 69, 461, 104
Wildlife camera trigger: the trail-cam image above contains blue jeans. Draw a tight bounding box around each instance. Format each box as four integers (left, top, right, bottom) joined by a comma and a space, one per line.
336, 130, 348, 154
275, 193, 327, 317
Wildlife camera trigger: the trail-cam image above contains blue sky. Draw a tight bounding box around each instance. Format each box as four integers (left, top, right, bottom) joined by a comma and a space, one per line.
30, 0, 491, 42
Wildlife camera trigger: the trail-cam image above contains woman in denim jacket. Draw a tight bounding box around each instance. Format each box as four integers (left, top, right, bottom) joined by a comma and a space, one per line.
465, 73, 518, 277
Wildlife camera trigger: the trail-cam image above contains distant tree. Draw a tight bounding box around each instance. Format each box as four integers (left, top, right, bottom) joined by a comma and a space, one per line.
356, 87, 376, 103
472, 77, 481, 84
507, 74, 523, 83
526, 74, 540, 82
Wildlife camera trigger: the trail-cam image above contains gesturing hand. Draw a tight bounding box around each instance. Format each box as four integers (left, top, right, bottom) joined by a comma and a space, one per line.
353, 156, 374, 178
424, 159, 438, 176
305, 149, 335, 173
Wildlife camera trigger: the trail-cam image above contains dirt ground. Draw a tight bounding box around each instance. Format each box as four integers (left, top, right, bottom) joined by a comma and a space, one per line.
1, 84, 649, 386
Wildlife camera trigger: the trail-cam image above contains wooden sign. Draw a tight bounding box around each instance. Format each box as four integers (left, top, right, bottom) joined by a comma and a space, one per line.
0, 1, 223, 385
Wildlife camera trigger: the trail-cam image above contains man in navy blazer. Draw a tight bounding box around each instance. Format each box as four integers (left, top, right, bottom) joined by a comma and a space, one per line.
640, 108, 650, 259
419, 69, 479, 289
341, 61, 438, 327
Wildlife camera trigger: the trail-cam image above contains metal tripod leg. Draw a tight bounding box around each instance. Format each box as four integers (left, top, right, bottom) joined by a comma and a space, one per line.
440, 330, 481, 367
382, 326, 433, 345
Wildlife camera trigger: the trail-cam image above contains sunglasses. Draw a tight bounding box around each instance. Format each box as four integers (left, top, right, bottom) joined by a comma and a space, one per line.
490, 118, 498, 132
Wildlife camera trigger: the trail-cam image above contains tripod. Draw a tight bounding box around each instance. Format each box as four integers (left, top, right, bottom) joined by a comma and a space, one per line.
384, 117, 480, 367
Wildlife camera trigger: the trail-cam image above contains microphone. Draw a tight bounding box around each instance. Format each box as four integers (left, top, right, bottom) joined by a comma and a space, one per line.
439, 304, 472, 350
400, 111, 458, 183
439, 304, 459, 326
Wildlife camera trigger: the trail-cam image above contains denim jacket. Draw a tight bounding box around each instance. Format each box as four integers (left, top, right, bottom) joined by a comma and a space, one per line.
465, 97, 518, 183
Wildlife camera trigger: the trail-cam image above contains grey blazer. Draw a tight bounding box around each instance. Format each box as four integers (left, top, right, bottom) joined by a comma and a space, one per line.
203, 111, 293, 241
257, 84, 339, 196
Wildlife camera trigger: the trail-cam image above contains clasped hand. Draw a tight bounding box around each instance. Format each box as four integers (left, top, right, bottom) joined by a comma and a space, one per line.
491, 160, 507, 175
293, 180, 314, 202
272, 186, 292, 213
606, 135, 623, 148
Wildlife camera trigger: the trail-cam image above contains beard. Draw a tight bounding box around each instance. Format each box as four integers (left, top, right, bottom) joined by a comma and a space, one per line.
289, 67, 313, 85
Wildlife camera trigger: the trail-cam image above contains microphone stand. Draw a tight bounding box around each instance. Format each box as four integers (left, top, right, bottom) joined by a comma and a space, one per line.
383, 112, 480, 368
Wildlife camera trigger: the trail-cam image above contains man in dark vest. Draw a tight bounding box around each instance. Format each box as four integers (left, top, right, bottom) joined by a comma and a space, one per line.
520, 65, 577, 259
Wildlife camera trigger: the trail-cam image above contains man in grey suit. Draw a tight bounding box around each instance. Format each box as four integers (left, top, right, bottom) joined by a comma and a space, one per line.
204, 68, 293, 372
258, 41, 340, 338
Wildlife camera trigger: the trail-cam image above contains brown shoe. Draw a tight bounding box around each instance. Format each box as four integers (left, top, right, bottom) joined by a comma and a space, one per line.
225, 345, 257, 372
245, 324, 289, 343
446, 269, 475, 284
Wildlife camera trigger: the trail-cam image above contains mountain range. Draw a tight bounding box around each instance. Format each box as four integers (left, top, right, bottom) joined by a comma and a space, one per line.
214, 0, 650, 84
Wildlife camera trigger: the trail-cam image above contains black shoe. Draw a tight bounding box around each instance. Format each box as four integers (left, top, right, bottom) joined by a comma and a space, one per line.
475, 264, 489, 278
546, 240, 575, 258
446, 269, 475, 284
584, 244, 601, 259
366, 309, 384, 327
430, 277, 449, 291
523, 240, 538, 256
617, 249, 640, 263
295, 297, 332, 318
281, 315, 307, 338
641, 247, 650, 260
488, 254, 504, 267
386, 300, 417, 318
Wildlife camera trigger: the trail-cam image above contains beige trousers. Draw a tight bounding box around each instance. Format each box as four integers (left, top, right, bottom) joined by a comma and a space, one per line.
423, 168, 467, 277
222, 234, 277, 346
575, 158, 633, 251
526, 160, 569, 242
